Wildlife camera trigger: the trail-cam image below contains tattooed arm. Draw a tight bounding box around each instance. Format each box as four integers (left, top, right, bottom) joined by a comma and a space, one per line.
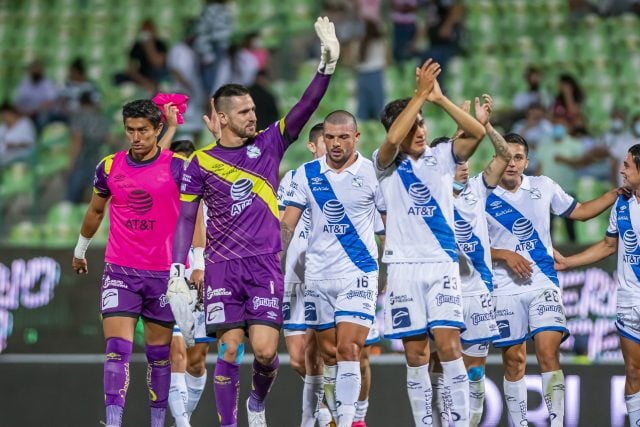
482, 122, 512, 188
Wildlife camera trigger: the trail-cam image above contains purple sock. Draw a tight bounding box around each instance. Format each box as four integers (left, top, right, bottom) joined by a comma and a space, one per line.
249, 356, 280, 412
145, 344, 171, 422
214, 358, 240, 426
104, 337, 132, 426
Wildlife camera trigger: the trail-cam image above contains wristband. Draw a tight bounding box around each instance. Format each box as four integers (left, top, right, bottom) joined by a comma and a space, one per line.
73, 234, 92, 259
192, 247, 205, 271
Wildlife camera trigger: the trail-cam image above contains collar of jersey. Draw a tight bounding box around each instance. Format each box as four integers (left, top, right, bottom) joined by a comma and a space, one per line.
319, 151, 363, 175
495, 174, 531, 195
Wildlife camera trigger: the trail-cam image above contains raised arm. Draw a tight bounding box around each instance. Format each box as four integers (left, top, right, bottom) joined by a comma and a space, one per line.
475, 94, 512, 187
568, 188, 620, 221
554, 235, 617, 270
377, 59, 441, 169
158, 103, 178, 149
283, 17, 339, 142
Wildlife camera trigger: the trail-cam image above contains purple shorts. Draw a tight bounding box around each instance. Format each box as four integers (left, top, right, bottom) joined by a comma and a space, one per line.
203, 254, 283, 334
100, 263, 174, 326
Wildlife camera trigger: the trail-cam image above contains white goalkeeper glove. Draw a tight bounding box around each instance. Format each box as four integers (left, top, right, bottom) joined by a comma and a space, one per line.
315, 16, 340, 75
167, 263, 196, 347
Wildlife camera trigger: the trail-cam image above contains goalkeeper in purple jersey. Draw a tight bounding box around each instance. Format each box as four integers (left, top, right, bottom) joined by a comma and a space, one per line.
169, 17, 340, 427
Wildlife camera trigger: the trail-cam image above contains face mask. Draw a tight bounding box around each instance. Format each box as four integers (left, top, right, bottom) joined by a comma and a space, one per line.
635, 122, 640, 136
529, 82, 540, 91
611, 118, 624, 132
552, 124, 566, 140
453, 181, 466, 192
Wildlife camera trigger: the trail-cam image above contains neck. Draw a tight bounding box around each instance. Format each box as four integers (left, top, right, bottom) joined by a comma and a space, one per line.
218, 128, 248, 148
131, 145, 159, 162
500, 175, 522, 192
327, 153, 358, 172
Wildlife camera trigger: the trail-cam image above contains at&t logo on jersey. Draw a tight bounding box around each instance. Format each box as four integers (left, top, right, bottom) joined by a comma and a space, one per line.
622, 229, 640, 264
230, 178, 254, 216
455, 219, 477, 253
299, 208, 311, 239
322, 199, 349, 234
512, 218, 538, 251
407, 183, 436, 216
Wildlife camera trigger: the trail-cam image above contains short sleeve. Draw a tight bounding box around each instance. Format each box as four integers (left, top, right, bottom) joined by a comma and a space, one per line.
180, 153, 205, 203
469, 174, 493, 199
374, 210, 385, 235
277, 170, 293, 211
430, 141, 458, 175
93, 155, 113, 197
283, 165, 308, 210
607, 202, 619, 237
374, 184, 386, 213
170, 154, 186, 190
548, 177, 577, 217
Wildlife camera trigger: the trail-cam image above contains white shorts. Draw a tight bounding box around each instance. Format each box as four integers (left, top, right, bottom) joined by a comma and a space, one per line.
461, 292, 500, 344
493, 286, 568, 348
384, 262, 464, 339
173, 308, 216, 343
283, 281, 306, 337
366, 320, 381, 346
304, 274, 378, 330
616, 304, 640, 344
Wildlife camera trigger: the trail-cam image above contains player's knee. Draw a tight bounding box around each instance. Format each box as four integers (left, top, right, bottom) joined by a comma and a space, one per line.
536, 349, 560, 372
468, 365, 485, 382
186, 353, 207, 376
503, 355, 526, 379
336, 341, 362, 361
435, 339, 462, 361
219, 341, 244, 364
290, 354, 306, 377
253, 345, 277, 366
626, 363, 640, 389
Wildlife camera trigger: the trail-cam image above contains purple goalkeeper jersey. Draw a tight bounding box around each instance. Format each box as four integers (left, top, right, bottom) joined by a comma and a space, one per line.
178, 72, 331, 264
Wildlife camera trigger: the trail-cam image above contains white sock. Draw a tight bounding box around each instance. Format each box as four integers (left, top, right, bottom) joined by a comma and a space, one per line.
301, 375, 323, 427
407, 365, 433, 426
626, 390, 640, 426
430, 372, 447, 427
184, 370, 207, 418
541, 370, 564, 427
503, 377, 528, 426
317, 406, 333, 427
168, 372, 190, 427
469, 379, 485, 427
323, 364, 338, 420
335, 361, 361, 427
354, 398, 369, 422
441, 358, 469, 426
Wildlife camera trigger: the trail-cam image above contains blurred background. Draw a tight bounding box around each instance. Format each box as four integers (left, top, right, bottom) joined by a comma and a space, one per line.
0, 1, 639, 425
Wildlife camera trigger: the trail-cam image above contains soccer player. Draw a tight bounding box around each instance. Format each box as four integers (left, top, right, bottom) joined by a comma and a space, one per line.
374, 59, 486, 426
429, 94, 509, 426
71, 100, 186, 427
554, 144, 640, 426
169, 17, 340, 427
167, 139, 213, 427
277, 123, 330, 426
281, 110, 385, 427
486, 133, 622, 427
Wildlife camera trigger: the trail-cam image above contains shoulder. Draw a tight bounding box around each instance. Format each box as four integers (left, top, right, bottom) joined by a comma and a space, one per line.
97, 153, 117, 174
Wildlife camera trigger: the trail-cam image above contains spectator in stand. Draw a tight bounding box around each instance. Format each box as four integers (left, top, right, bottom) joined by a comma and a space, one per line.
58, 58, 101, 118
211, 42, 260, 94
14, 59, 59, 131
114, 19, 168, 93
538, 113, 583, 242
167, 20, 205, 142
356, 19, 387, 121
194, 0, 234, 96
0, 101, 36, 167
552, 73, 584, 127
243, 32, 270, 72
608, 110, 640, 186
422, 0, 465, 78
390, 0, 418, 76
512, 66, 551, 115
248, 70, 280, 132
510, 103, 552, 175
66, 92, 110, 203
567, 116, 613, 185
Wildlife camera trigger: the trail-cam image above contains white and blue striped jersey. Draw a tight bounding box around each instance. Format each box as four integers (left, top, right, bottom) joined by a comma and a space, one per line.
373, 141, 458, 263
454, 174, 494, 295
485, 175, 576, 296
278, 170, 311, 283
607, 194, 640, 306
285, 154, 384, 280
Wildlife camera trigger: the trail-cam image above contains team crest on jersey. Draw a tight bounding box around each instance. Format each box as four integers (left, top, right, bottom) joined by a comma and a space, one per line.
462, 191, 478, 205
529, 187, 541, 199
352, 176, 363, 188
230, 178, 255, 216
246, 145, 261, 159
422, 155, 437, 166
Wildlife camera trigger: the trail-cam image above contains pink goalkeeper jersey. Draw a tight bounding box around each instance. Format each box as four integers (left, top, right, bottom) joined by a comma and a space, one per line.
94, 149, 184, 271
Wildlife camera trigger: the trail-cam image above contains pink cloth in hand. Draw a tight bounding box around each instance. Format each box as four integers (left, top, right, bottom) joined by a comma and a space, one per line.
152, 93, 189, 124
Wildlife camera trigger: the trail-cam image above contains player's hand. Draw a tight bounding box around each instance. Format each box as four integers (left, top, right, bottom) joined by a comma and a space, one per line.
553, 249, 569, 271
474, 94, 493, 126
315, 16, 340, 75
189, 269, 204, 291
164, 103, 179, 128
415, 59, 441, 100
617, 186, 632, 198
426, 78, 445, 104
167, 263, 196, 347
503, 251, 534, 279
72, 257, 88, 275
203, 98, 221, 139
